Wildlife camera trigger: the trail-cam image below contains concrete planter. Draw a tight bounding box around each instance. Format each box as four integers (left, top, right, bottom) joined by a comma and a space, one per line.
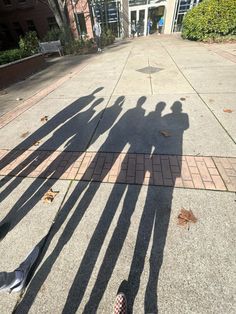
0, 53, 45, 89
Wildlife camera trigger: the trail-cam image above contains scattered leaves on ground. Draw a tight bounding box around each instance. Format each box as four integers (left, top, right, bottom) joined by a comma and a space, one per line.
42, 189, 59, 203
160, 130, 171, 137
21, 131, 30, 138
177, 208, 197, 229
33, 140, 41, 146
41, 116, 48, 122
223, 109, 233, 113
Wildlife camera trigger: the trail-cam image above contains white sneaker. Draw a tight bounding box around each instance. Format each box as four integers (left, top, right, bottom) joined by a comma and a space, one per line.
10, 246, 40, 292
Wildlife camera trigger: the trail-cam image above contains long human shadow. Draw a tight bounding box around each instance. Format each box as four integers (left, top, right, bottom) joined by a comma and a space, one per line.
0, 90, 102, 238
14, 96, 146, 313
62, 97, 148, 314
79, 102, 166, 313
127, 101, 189, 313
0, 87, 104, 193
0, 94, 124, 240
0, 98, 101, 235
64, 101, 189, 313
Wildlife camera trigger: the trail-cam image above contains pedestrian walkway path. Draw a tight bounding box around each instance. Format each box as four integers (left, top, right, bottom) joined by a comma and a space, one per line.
0, 60, 89, 128
1, 148, 235, 191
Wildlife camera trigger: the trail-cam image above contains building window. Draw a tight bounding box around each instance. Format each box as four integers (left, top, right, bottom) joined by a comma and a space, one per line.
93, 1, 121, 36
47, 17, 58, 29
77, 13, 87, 35
173, 0, 203, 32
3, 0, 12, 5
0, 23, 14, 49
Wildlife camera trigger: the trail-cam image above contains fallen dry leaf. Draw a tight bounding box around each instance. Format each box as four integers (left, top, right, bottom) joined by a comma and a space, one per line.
180, 97, 186, 101
223, 109, 233, 113
41, 116, 48, 122
178, 208, 197, 229
33, 140, 41, 146
160, 130, 171, 137
21, 131, 30, 138
42, 189, 59, 203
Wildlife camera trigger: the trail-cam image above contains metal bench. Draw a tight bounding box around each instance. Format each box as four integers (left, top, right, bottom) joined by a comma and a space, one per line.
39, 40, 63, 56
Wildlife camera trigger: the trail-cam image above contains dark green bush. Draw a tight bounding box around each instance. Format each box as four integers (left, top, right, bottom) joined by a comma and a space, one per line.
0, 31, 39, 65
64, 30, 115, 55
19, 31, 39, 54
101, 28, 116, 46
64, 39, 85, 54
182, 0, 236, 41
0, 49, 26, 65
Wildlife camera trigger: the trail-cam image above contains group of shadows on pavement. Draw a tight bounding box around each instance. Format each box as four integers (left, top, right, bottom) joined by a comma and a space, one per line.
0, 87, 189, 313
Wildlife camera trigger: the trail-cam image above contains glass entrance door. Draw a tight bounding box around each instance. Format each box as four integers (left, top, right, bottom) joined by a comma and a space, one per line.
138, 9, 145, 36
130, 8, 147, 36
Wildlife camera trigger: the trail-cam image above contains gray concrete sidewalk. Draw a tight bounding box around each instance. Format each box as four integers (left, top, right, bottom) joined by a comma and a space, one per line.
0, 35, 235, 314
0, 55, 91, 117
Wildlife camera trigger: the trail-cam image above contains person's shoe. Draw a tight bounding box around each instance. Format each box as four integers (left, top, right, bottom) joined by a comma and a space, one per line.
113, 292, 127, 314
10, 246, 40, 292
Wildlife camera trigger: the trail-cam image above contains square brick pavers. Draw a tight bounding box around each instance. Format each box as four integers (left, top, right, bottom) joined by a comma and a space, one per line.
1, 149, 235, 192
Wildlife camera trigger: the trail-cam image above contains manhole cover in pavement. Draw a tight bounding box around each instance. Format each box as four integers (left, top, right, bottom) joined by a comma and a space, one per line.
137, 66, 163, 74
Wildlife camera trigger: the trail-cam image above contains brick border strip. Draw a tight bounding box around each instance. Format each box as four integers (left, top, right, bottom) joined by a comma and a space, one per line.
213, 157, 236, 192
1, 149, 235, 192
0, 62, 88, 129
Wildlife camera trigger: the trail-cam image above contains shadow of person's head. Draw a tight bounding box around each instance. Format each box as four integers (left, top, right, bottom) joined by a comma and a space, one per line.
91, 98, 104, 109
114, 96, 125, 107
136, 96, 147, 108
155, 101, 166, 115
91, 87, 104, 96
171, 101, 182, 113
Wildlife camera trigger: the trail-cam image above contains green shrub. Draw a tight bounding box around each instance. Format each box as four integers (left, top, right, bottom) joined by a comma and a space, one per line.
64, 37, 96, 55
64, 39, 84, 54
101, 28, 115, 46
58, 28, 115, 55
19, 31, 39, 54
0, 49, 28, 65
182, 0, 236, 41
0, 31, 40, 65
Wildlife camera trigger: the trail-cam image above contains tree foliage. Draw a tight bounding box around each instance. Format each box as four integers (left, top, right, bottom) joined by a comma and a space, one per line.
182, 0, 236, 41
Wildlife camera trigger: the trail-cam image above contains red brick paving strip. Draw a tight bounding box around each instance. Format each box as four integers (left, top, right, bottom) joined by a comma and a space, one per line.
0, 62, 88, 129
0, 149, 235, 191
212, 157, 236, 192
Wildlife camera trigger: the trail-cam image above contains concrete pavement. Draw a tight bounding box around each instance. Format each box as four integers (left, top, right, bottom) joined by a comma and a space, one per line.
0, 35, 235, 314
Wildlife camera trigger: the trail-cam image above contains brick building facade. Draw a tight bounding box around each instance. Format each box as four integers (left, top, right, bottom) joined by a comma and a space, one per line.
0, 0, 94, 50
0, 0, 55, 49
